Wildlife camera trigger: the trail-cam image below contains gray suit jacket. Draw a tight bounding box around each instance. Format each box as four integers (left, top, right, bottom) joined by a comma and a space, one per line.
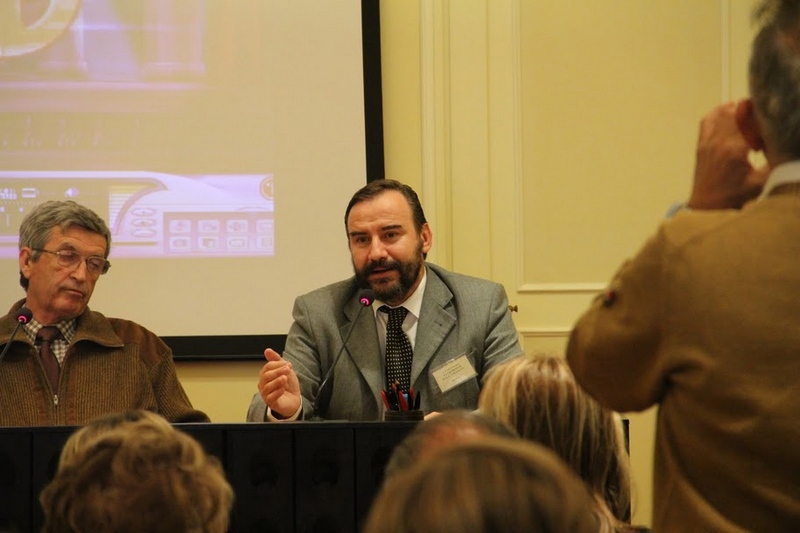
247, 263, 522, 421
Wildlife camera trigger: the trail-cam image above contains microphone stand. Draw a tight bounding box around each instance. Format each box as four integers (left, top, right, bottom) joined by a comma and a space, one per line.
310, 289, 375, 420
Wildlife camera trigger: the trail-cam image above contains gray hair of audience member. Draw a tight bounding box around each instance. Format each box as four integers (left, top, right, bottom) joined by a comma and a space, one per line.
478, 354, 631, 527
750, 0, 800, 158
383, 409, 518, 479
39, 410, 233, 533
363, 436, 599, 533
18, 200, 112, 290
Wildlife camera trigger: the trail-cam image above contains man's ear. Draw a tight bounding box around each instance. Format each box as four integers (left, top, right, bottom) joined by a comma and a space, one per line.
735, 99, 766, 152
19, 248, 34, 279
420, 223, 432, 255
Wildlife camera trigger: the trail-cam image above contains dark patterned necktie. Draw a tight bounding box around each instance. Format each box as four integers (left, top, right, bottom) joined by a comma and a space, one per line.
37, 326, 61, 392
379, 305, 413, 390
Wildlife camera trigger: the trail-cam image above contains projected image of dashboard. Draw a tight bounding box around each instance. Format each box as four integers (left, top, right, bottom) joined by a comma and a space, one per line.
0, 172, 274, 259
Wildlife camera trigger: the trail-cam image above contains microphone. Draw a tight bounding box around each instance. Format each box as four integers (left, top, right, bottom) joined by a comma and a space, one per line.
0, 307, 33, 364
311, 288, 375, 419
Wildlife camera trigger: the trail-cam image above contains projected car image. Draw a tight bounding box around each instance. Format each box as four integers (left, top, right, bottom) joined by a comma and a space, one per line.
0, 171, 274, 259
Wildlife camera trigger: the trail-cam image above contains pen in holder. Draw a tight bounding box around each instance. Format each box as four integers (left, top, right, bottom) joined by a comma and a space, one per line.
381, 383, 423, 421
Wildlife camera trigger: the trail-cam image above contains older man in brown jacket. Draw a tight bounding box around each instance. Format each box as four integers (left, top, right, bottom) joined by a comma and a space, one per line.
0, 200, 207, 426
568, 1, 800, 531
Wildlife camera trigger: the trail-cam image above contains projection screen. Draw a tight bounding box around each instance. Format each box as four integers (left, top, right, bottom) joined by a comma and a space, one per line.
0, 0, 384, 358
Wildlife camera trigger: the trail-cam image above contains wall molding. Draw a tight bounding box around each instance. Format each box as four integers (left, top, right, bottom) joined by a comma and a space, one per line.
518, 327, 570, 338
419, 0, 453, 268
517, 282, 605, 294
721, 0, 731, 101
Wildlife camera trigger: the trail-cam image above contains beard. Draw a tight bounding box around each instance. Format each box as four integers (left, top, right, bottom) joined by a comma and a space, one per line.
354, 243, 424, 305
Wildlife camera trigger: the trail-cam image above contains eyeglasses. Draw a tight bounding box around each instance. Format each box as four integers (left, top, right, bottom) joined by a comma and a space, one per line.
34, 249, 111, 277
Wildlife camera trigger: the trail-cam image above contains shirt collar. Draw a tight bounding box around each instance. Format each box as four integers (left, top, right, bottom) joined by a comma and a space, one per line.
23, 318, 76, 345
759, 160, 800, 198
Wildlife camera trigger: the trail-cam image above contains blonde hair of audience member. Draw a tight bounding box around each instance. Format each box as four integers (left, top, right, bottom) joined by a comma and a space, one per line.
40, 410, 234, 533
478, 354, 631, 530
364, 436, 599, 533
383, 409, 518, 479
57, 409, 173, 467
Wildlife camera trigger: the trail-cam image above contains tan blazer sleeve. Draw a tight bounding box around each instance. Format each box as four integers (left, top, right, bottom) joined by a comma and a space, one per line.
567, 230, 668, 412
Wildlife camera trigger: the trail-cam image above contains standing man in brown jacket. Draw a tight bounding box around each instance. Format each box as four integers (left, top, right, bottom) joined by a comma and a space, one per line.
568, 1, 800, 530
0, 200, 208, 426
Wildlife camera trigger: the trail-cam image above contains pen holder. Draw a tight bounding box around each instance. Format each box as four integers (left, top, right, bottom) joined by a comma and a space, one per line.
382, 409, 424, 422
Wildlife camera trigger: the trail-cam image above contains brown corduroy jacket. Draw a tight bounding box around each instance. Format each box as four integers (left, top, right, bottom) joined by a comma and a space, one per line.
0, 299, 208, 426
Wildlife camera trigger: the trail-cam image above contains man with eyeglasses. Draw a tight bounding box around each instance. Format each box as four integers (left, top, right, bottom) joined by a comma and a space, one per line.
0, 200, 208, 426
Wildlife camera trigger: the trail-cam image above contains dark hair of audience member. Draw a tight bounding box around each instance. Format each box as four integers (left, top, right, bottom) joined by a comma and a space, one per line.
364, 436, 600, 533
39, 410, 233, 533
383, 408, 518, 479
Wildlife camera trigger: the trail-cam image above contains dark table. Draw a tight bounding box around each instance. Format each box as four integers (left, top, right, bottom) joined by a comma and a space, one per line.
0, 421, 418, 533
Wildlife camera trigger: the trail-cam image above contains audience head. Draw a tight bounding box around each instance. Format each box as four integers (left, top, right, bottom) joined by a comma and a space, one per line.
478, 354, 631, 525
749, 0, 800, 160
56, 409, 172, 466
383, 409, 518, 479
364, 436, 599, 533
40, 410, 233, 533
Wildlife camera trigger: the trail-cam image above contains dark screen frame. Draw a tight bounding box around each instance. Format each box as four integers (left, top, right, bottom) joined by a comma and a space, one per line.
169, 0, 384, 361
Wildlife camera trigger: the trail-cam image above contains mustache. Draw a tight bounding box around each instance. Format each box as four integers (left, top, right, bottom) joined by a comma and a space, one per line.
363, 259, 400, 276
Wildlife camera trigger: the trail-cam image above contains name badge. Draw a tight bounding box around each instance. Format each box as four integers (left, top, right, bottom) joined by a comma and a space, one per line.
432, 353, 477, 393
